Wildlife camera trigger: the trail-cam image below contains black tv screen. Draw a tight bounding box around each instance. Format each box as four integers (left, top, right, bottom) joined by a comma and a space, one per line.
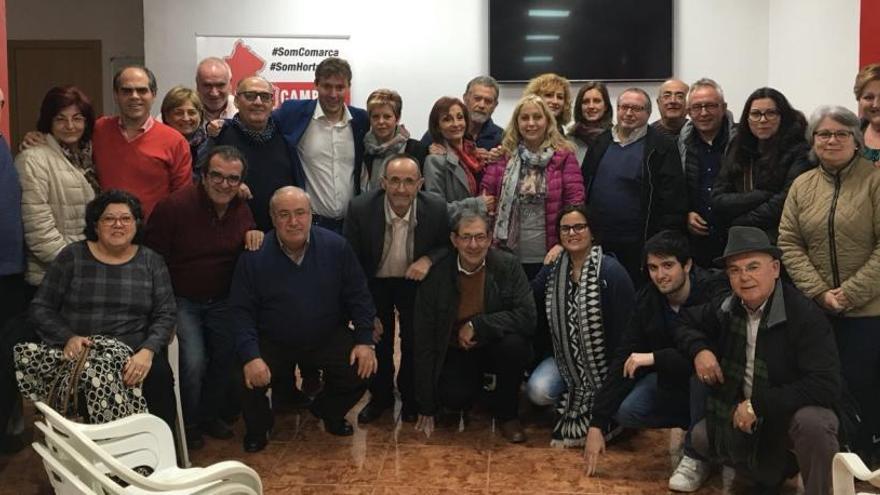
489, 0, 674, 82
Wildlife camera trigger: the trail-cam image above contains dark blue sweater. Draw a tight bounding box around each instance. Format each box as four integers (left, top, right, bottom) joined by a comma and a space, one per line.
230, 226, 376, 363
0, 136, 23, 276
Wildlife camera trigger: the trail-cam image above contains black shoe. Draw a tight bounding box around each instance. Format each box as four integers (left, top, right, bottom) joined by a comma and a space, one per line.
185, 427, 205, 450
323, 418, 354, 436
357, 401, 389, 424
243, 433, 268, 453
202, 418, 234, 440
0, 434, 25, 455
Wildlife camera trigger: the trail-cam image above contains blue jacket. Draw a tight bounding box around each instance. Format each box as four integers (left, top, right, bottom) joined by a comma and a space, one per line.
0, 136, 23, 276
273, 99, 369, 194
229, 226, 376, 363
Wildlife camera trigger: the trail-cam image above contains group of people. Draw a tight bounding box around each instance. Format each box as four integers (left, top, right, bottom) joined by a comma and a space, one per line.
0, 55, 879, 495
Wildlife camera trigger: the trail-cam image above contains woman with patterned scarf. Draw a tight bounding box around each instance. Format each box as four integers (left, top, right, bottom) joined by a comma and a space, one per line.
161, 86, 209, 180
14, 86, 99, 296
360, 89, 427, 192
528, 204, 635, 447
481, 94, 584, 280
423, 96, 494, 215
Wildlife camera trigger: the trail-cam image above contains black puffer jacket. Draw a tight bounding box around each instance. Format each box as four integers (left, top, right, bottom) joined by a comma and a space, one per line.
711, 140, 812, 243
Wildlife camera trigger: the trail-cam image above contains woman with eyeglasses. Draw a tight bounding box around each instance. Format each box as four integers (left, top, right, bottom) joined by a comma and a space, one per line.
24, 190, 178, 428
854, 64, 880, 166
361, 89, 427, 192
526, 204, 634, 447
14, 86, 99, 295
480, 94, 584, 279
778, 105, 880, 466
567, 82, 613, 165
161, 86, 209, 179
524, 73, 572, 135
712, 87, 811, 243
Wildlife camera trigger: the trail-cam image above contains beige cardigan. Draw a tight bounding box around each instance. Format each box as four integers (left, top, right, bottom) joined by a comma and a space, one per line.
14, 134, 95, 285
778, 155, 880, 317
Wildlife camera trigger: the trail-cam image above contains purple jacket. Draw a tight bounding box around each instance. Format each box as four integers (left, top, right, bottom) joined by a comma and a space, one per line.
481, 148, 585, 250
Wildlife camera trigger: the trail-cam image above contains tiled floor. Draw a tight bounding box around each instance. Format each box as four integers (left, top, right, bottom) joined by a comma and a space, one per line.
1, 397, 844, 494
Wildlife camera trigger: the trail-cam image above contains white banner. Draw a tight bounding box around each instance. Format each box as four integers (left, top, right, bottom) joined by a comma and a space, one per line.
195, 35, 350, 107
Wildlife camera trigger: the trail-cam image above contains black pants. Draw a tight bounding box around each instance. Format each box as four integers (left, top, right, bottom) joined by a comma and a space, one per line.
142, 349, 178, 433
438, 333, 532, 421
522, 263, 551, 369
240, 328, 368, 436
600, 240, 646, 289
1, 275, 30, 439
369, 277, 417, 412
831, 315, 880, 455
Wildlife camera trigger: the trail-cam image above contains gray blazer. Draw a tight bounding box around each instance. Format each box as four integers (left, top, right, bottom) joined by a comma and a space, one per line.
422, 151, 484, 216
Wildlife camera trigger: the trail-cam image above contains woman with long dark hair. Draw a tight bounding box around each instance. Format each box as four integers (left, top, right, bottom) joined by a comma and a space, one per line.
712, 87, 811, 242
567, 82, 613, 164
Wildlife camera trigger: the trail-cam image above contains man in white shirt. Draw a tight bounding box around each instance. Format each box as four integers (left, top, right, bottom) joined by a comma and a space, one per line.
273, 57, 370, 232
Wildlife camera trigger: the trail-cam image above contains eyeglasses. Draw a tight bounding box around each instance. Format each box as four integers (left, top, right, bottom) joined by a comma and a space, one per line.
99, 215, 135, 226
618, 104, 646, 114
238, 91, 274, 103
53, 115, 87, 126
726, 262, 766, 278
455, 233, 489, 244
206, 170, 243, 186
384, 177, 420, 189
814, 130, 853, 142
689, 102, 721, 114
747, 109, 781, 122
560, 223, 589, 235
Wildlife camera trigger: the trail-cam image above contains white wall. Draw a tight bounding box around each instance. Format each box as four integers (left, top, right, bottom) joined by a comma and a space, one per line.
7, 0, 145, 114
143, 0, 861, 135
768, 0, 860, 117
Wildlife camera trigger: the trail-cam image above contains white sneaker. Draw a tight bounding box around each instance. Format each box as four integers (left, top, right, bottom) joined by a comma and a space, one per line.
668, 455, 710, 492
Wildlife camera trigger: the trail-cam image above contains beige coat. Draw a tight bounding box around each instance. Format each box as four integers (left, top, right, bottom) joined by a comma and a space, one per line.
778, 155, 880, 317
14, 135, 95, 285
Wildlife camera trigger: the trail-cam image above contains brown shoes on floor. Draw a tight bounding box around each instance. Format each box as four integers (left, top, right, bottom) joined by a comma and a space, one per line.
499, 419, 526, 443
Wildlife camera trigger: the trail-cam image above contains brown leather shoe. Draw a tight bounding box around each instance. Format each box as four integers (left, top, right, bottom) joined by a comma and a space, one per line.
499, 419, 526, 443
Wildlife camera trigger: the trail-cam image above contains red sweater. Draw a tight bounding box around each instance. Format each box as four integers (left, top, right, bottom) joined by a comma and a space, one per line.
92, 116, 192, 218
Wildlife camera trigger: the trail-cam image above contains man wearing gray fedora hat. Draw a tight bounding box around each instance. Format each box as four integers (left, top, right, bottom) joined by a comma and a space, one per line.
673, 226, 842, 494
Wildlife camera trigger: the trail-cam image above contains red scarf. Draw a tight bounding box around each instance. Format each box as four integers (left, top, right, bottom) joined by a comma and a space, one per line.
452, 140, 482, 195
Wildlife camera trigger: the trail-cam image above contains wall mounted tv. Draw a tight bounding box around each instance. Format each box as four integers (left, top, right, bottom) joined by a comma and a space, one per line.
489, 0, 674, 82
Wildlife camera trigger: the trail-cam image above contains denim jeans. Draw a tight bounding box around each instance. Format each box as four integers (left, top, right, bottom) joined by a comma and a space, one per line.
175, 296, 236, 428
525, 356, 567, 406
615, 372, 707, 460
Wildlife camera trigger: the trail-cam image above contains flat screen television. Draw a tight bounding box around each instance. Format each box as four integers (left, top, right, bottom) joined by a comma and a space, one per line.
489, 0, 674, 82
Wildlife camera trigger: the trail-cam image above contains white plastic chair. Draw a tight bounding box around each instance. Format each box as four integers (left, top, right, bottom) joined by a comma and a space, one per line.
32, 441, 94, 495
36, 422, 260, 494
833, 452, 880, 495
168, 333, 191, 467
34, 401, 262, 494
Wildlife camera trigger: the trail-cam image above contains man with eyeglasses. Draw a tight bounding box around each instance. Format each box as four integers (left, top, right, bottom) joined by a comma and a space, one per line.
412, 204, 535, 443
94, 66, 192, 219
651, 79, 690, 139
212, 76, 295, 232
344, 154, 450, 424
230, 186, 377, 452
145, 145, 264, 450
674, 226, 845, 495
677, 78, 737, 268
582, 87, 686, 287
273, 57, 370, 233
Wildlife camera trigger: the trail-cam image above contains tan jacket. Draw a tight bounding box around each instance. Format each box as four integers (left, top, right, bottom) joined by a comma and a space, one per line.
778, 155, 880, 317
14, 135, 95, 285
